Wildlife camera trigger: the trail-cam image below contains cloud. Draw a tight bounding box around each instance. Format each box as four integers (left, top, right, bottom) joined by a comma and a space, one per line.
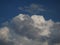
0, 14, 60, 45
0, 26, 14, 45
18, 4, 46, 14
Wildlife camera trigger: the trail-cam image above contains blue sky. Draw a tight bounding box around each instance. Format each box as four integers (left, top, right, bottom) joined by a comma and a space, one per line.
0, 0, 60, 24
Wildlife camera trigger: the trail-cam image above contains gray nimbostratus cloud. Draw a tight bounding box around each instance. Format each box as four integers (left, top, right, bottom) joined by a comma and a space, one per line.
0, 14, 60, 45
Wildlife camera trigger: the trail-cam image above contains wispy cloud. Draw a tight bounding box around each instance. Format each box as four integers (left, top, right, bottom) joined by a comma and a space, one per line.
18, 4, 46, 14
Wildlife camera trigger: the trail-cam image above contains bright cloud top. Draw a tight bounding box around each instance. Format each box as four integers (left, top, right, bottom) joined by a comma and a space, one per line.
0, 14, 60, 45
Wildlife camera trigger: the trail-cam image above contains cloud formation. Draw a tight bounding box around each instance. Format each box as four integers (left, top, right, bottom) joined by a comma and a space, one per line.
19, 4, 46, 14
0, 14, 60, 45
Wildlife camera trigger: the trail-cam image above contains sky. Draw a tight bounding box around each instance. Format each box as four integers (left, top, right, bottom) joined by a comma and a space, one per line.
0, 0, 60, 24
0, 0, 60, 45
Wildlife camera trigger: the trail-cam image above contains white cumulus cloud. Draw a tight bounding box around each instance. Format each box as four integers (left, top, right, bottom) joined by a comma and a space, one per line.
0, 14, 60, 45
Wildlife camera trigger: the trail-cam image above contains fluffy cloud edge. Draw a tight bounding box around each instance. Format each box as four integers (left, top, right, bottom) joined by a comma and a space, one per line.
0, 14, 60, 45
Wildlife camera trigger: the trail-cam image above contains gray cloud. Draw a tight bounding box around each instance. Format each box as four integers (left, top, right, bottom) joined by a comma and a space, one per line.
0, 14, 60, 45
